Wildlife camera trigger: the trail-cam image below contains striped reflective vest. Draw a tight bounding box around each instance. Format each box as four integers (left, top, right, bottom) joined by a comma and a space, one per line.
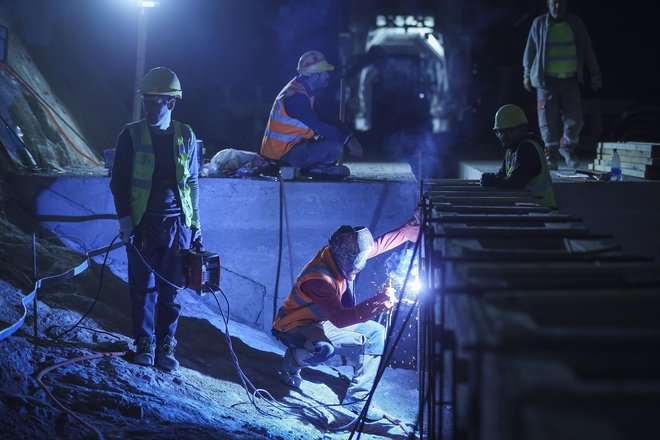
127, 120, 199, 228
260, 79, 316, 160
273, 246, 346, 333
505, 139, 557, 210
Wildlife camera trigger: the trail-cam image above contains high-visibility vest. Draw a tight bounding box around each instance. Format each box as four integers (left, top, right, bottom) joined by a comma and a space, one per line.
260, 79, 316, 160
127, 119, 199, 228
273, 246, 347, 333
505, 139, 557, 210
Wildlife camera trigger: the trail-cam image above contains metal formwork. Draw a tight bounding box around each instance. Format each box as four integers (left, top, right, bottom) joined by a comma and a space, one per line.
418, 180, 660, 440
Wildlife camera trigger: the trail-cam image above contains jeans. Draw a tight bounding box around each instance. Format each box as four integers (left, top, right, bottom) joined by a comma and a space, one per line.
278, 319, 386, 402
280, 138, 343, 169
127, 213, 191, 342
536, 76, 583, 153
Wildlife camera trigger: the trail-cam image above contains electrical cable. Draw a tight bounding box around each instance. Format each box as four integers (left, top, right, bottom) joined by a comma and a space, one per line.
350, 222, 424, 439
272, 172, 284, 322
53, 235, 119, 340
34, 351, 127, 440
0, 63, 102, 166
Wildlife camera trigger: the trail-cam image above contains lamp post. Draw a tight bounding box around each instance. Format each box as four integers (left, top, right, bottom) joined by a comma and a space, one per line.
131, 1, 159, 121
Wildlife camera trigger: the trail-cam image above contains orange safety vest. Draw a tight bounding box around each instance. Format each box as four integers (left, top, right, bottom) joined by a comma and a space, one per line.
260, 79, 316, 160
273, 246, 346, 333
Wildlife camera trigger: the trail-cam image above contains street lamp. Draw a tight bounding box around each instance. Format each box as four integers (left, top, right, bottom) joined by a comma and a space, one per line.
131, 1, 159, 121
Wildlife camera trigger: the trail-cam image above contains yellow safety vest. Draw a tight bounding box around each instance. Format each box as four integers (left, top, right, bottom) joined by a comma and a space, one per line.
505, 139, 557, 210
127, 120, 199, 228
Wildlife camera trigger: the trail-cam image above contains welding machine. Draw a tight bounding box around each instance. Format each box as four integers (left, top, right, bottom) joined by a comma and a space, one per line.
184, 249, 221, 294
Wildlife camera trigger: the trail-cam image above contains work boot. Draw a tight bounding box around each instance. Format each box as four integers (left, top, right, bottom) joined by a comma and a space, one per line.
558, 148, 580, 169
343, 399, 386, 422
133, 336, 155, 367
155, 335, 179, 371
277, 369, 303, 388
277, 349, 303, 388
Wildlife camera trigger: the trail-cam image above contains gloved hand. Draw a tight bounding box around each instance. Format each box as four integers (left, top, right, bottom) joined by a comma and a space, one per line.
523, 77, 533, 92
375, 281, 397, 310
190, 226, 203, 251
118, 216, 133, 245
480, 172, 498, 187
411, 206, 421, 226
590, 76, 602, 91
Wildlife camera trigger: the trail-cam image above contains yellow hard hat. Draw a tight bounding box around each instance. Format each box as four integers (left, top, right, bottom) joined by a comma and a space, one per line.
493, 104, 528, 130
297, 51, 335, 74
138, 67, 182, 99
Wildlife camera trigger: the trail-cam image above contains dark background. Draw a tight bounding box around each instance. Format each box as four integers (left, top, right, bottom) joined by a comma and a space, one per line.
3, 0, 660, 171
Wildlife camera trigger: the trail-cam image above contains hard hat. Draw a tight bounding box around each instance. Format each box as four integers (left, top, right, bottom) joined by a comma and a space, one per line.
138, 67, 182, 99
297, 51, 335, 74
493, 104, 528, 130
329, 225, 374, 277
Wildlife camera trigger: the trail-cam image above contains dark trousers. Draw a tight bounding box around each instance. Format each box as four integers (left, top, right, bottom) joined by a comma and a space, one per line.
127, 213, 191, 342
281, 138, 343, 169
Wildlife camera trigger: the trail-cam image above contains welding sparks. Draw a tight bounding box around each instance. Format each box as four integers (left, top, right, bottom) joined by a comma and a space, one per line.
385, 248, 420, 303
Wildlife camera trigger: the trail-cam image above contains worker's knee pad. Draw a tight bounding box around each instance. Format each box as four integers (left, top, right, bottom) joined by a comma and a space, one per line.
295, 341, 335, 367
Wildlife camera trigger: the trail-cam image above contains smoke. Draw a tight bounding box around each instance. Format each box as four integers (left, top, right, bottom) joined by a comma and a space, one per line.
385, 248, 419, 302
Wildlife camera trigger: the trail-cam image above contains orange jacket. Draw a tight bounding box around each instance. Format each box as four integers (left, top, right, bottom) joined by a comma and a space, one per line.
260, 79, 316, 160
272, 220, 419, 333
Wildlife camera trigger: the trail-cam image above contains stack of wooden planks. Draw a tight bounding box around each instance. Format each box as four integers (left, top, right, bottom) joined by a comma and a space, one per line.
589, 141, 660, 179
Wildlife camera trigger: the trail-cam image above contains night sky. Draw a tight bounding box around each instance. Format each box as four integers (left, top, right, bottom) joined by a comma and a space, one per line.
3, 0, 659, 161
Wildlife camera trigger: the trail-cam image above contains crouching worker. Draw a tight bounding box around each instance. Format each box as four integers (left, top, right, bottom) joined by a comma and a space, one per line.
110, 67, 202, 371
272, 212, 419, 421
481, 104, 557, 210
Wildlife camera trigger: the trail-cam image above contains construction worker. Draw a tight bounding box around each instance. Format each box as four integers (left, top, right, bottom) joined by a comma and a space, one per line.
110, 67, 202, 371
481, 104, 557, 210
272, 212, 419, 421
260, 50, 364, 178
523, 0, 602, 169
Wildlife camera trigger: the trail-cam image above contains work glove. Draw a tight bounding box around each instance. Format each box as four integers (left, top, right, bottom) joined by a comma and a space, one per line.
480, 172, 498, 187
523, 77, 533, 92
118, 216, 133, 245
190, 226, 203, 251
375, 281, 397, 310
590, 76, 602, 91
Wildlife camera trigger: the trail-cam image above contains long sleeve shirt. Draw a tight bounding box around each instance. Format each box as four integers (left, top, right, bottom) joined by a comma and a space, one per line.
284, 76, 351, 143
300, 220, 419, 328
488, 140, 542, 189
523, 12, 601, 88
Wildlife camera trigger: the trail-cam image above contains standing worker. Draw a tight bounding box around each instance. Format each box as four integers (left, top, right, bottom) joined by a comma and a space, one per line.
523, 0, 601, 169
260, 50, 364, 178
110, 67, 202, 371
481, 104, 557, 210
272, 212, 419, 421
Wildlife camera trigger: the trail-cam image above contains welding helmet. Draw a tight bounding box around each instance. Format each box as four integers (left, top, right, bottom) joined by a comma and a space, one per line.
297, 51, 335, 74
493, 104, 528, 130
329, 225, 374, 279
138, 67, 183, 99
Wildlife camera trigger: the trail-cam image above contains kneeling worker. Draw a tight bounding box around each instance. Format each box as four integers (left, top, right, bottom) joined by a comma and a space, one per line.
481, 104, 557, 210
260, 50, 363, 178
272, 212, 419, 421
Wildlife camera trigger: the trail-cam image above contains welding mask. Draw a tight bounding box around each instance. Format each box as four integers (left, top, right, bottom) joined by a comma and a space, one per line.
329, 226, 374, 280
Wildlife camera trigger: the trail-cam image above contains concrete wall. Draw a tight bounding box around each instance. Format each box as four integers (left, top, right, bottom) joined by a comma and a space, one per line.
9, 175, 418, 331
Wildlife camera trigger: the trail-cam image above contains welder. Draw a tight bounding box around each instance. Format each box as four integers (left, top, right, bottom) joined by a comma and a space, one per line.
481, 104, 557, 210
272, 211, 419, 421
110, 67, 202, 371
260, 50, 364, 178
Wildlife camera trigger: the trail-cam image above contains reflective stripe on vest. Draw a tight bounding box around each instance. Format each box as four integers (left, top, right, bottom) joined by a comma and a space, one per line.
260, 80, 316, 160
127, 120, 196, 227
273, 247, 345, 333
505, 139, 557, 210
